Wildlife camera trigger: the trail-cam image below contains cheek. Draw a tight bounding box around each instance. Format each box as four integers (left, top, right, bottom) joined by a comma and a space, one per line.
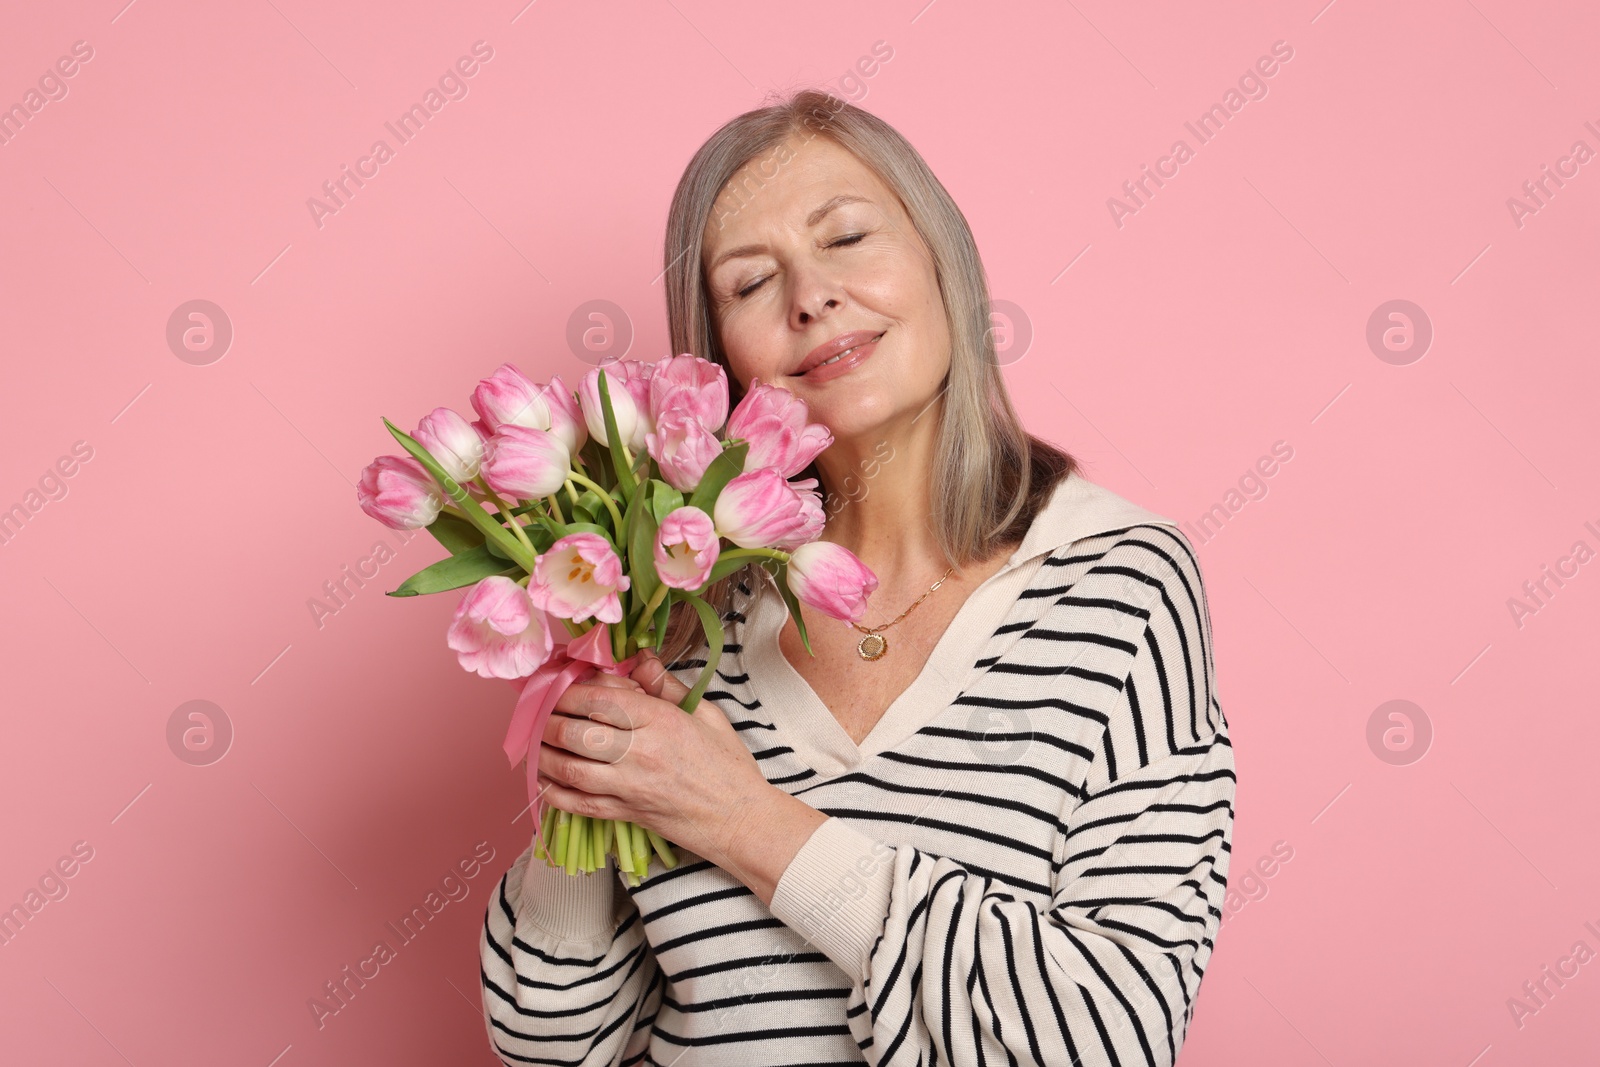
719, 316, 788, 387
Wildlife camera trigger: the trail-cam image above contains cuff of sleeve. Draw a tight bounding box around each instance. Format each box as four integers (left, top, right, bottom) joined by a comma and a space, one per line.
767, 817, 894, 983
513, 845, 618, 942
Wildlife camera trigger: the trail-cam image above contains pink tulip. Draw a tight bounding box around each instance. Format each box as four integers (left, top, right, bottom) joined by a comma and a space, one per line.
471, 363, 551, 434
414, 407, 485, 484
357, 455, 442, 530
726, 378, 834, 478
649, 354, 728, 431
777, 477, 827, 550
446, 576, 556, 679
529, 532, 631, 624
654, 506, 719, 590
481, 425, 571, 501
645, 410, 724, 492
713, 468, 825, 550
543, 374, 588, 455
579, 360, 655, 452
786, 540, 879, 624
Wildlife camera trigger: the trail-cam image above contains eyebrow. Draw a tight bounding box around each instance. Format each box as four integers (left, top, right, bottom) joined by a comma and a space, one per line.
706, 193, 874, 273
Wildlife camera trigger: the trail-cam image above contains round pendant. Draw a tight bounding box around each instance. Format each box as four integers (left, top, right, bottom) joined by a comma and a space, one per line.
857, 633, 887, 660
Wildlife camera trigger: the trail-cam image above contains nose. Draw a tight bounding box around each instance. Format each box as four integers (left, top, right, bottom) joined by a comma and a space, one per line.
791, 271, 843, 328
793, 286, 844, 327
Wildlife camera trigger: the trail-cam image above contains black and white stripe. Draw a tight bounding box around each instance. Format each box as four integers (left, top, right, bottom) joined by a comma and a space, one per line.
480, 524, 1234, 1066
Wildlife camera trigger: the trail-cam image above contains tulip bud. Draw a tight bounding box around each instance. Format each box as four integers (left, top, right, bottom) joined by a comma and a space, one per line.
713, 468, 825, 550
414, 407, 485, 483
787, 540, 879, 624
471, 363, 552, 434
726, 378, 833, 478
481, 425, 571, 501
649, 353, 728, 432
645, 411, 723, 492
356, 455, 442, 530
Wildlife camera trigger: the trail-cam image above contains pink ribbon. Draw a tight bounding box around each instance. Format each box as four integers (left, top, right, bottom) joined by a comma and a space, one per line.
502, 623, 642, 832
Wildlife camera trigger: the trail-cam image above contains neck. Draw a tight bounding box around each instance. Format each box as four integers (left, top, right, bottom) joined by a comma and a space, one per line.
810, 405, 948, 595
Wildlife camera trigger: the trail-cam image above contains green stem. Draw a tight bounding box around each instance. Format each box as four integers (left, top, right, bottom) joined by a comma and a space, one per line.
627, 584, 671, 645
546, 493, 565, 525
614, 819, 635, 875
716, 547, 791, 566
477, 478, 538, 557
565, 471, 625, 533
554, 810, 571, 869
566, 815, 584, 875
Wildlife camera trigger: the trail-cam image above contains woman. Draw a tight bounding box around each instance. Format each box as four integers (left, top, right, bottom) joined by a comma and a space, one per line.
480, 89, 1235, 1067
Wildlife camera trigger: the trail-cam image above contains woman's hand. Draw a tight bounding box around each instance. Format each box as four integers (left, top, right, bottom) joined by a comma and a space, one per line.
536, 649, 775, 874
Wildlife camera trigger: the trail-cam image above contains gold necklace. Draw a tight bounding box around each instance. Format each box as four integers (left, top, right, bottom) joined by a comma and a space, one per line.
851, 565, 956, 661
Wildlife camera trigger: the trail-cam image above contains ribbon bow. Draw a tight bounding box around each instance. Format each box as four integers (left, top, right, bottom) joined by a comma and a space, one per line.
502, 624, 642, 830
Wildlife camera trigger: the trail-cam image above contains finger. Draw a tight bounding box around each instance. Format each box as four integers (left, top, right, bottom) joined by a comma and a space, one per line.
541, 714, 630, 767
553, 679, 638, 721
632, 654, 689, 702
588, 672, 642, 691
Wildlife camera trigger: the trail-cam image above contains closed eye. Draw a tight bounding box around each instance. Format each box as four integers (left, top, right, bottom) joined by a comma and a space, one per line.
733, 234, 868, 299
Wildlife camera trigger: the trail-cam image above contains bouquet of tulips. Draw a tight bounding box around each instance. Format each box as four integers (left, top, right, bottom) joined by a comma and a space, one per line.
356, 355, 878, 884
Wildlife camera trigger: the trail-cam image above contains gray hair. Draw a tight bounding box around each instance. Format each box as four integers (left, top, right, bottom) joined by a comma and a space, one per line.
655, 88, 1078, 670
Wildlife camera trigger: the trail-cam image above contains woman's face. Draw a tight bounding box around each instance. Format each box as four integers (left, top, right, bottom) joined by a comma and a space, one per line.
700, 133, 950, 446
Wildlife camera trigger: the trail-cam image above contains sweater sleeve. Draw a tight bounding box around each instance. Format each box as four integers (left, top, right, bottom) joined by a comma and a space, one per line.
479, 838, 665, 1066
769, 530, 1235, 1066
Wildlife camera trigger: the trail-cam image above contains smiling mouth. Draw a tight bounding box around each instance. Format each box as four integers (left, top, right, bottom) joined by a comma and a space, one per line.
807, 331, 885, 373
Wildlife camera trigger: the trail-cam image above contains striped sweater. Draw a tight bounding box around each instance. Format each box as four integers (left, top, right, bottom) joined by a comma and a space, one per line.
479, 470, 1236, 1066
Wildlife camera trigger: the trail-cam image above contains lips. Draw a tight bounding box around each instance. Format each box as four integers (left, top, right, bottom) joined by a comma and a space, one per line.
796, 329, 886, 376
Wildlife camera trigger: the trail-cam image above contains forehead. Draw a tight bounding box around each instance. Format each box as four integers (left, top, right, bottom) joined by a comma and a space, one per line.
701, 136, 892, 259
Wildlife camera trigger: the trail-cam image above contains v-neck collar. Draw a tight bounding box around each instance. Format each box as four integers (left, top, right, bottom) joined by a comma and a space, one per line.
738, 470, 1179, 779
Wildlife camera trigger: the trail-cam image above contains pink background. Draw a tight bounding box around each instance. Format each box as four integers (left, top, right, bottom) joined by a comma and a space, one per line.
2, 0, 1597, 1063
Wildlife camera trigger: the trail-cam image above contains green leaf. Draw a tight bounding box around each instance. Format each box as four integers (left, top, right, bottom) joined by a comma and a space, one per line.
673, 591, 726, 714
383, 418, 534, 572
686, 441, 749, 516
578, 438, 609, 485
652, 590, 671, 645
425, 511, 484, 555
533, 512, 571, 541
649, 480, 684, 525
389, 544, 523, 596
764, 558, 812, 656
696, 552, 754, 591
562, 522, 614, 540
626, 479, 660, 620
596, 369, 637, 500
